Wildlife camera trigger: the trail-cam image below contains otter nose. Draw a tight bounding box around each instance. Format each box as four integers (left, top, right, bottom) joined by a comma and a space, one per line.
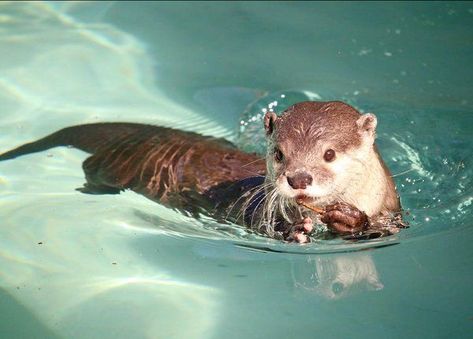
287, 172, 313, 190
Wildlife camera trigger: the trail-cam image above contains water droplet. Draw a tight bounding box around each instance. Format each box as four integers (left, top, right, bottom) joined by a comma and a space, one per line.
358, 48, 372, 56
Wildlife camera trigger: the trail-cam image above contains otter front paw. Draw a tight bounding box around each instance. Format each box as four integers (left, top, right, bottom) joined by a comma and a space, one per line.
284, 217, 314, 243
321, 202, 369, 235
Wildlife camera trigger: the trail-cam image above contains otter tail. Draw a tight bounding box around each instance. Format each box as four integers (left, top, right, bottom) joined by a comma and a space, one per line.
0, 122, 158, 161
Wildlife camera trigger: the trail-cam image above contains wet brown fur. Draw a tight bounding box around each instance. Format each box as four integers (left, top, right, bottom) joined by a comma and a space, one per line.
0, 123, 266, 220
275, 101, 363, 152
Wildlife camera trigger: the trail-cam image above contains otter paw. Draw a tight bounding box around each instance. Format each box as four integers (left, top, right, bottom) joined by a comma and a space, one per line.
284, 217, 313, 243
321, 202, 369, 235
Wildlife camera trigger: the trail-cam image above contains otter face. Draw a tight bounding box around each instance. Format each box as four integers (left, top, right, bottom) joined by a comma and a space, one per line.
264, 101, 377, 206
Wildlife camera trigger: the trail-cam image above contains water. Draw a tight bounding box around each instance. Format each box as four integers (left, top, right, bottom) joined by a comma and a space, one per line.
0, 2, 472, 338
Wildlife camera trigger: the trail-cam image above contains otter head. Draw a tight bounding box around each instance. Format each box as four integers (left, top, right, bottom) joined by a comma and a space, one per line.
264, 101, 378, 214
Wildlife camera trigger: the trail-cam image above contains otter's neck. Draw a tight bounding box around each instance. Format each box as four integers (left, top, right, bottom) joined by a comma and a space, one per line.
343, 148, 399, 217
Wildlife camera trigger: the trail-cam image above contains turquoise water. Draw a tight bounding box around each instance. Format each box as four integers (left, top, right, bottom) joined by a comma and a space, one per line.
0, 2, 472, 338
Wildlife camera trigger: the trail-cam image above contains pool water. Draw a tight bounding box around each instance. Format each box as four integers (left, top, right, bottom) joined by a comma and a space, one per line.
0, 2, 472, 338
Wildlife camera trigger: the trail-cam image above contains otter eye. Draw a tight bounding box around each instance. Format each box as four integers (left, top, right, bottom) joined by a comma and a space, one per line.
274, 148, 284, 162
324, 149, 336, 162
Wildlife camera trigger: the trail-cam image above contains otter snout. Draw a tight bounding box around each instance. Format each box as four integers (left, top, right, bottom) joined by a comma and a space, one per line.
287, 172, 313, 190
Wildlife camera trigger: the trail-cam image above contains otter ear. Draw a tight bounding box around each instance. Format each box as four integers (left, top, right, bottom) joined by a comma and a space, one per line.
356, 113, 377, 139
264, 112, 278, 136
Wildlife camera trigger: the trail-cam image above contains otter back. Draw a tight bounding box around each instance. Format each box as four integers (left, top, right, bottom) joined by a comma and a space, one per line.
0, 123, 266, 221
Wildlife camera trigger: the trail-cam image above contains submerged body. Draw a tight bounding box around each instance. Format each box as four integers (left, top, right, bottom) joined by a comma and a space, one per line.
0, 101, 402, 242
0, 123, 266, 221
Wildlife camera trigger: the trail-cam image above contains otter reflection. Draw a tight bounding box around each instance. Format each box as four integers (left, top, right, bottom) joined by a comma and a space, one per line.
291, 252, 383, 299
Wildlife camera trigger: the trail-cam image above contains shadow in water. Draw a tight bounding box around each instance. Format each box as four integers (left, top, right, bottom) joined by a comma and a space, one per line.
0, 288, 60, 339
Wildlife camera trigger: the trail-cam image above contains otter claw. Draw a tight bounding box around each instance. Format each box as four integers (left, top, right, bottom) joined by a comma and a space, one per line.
284, 217, 314, 243
321, 202, 369, 234
293, 232, 309, 243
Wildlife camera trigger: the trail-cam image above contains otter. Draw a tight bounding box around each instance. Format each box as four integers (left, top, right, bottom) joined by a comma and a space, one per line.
262, 101, 401, 242
0, 101, 401, 242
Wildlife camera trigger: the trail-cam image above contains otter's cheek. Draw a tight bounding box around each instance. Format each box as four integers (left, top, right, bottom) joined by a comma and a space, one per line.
329, 156, 352, 175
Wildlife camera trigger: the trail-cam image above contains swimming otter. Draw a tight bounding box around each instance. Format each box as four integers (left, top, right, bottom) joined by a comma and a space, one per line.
0, 101, 401, 242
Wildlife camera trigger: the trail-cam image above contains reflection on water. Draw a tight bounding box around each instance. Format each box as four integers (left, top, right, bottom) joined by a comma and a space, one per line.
0, 194, 221, 338
0, 1, 231, 142
291, 253, 383, 300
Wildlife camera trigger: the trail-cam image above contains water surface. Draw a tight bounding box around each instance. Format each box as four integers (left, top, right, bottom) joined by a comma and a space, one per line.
0, 2, 472, 338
